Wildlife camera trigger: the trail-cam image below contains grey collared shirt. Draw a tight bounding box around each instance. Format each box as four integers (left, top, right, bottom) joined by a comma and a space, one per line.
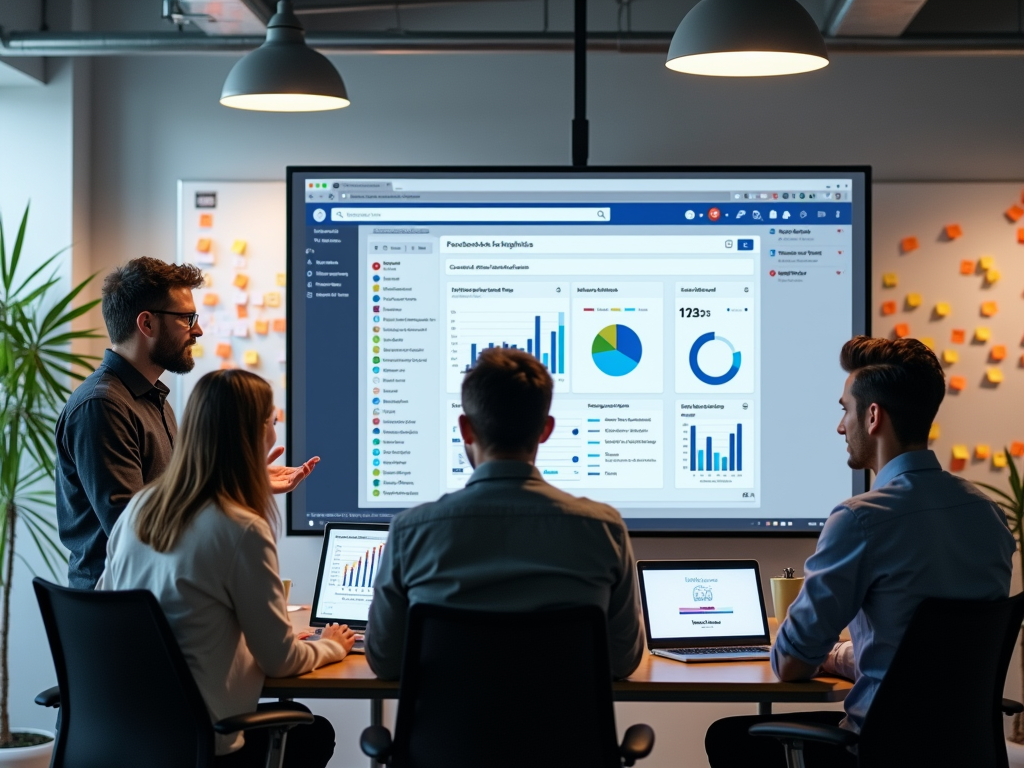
773, 450, 1015, 730
364, 460, 645, 680
55, 350, 176, 589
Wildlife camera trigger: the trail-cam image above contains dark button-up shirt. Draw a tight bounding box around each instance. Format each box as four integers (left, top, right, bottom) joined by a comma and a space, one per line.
365, 460, 645, 680
772, 450, 1014, 731
56, 350, 176, 589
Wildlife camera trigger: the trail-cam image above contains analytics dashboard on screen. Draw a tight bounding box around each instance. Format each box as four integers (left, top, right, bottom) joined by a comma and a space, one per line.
286, 168, 870, 535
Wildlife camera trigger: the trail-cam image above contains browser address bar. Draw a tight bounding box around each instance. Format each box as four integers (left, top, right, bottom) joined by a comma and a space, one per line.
329, 207, 611, 222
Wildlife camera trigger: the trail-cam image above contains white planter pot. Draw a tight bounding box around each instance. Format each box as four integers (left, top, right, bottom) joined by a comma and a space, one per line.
0, 729, 54, 768
1007, 738, 1024, 768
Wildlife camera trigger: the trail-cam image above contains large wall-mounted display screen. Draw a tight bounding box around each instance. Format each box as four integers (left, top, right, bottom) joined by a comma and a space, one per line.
286, 167, 870, 535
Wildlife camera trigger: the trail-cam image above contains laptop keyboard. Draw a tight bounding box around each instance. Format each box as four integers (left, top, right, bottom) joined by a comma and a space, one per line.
663, 646, 770, 654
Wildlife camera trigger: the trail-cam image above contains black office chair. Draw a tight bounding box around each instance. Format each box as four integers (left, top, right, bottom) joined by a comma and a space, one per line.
359, 603, 654, 768
749, 593, 1024, 768
33, 577, 314, 768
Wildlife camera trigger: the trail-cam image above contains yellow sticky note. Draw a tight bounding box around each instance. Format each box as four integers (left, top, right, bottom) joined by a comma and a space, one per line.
233, 274, 249, 289
196, 238, 212, 253
929, 423, 940, 441
276, 273, 287, 287
951, 445, 969, 460
934, 302, 951, 317
942, 349, 959, 364
994, 452, 1009, 468
882, 273, 898, 288
202, 292, 219, 306
191, 343, 204, 358
986, 367, 1004, 384
975, 444, 991, 460
981, 301, 998, 316
986, 269, 1001, 284
920, 337, 935, 350
202, 271, 213, 288
265, 292, 281, 308
281, 376, 288, 390
243, 350, 259, 366
231, 239, 247, 255
978, 256, 994, 271
255, 319, 269, 335
906, 293, 922, 308
975, 326, 991, 342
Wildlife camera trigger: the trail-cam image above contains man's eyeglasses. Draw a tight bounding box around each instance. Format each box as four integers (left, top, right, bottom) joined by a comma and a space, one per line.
150, 310, 200, 329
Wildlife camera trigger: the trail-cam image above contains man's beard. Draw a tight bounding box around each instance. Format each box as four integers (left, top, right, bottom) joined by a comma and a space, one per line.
845, 419, 871, 470
152, 334, 196, 374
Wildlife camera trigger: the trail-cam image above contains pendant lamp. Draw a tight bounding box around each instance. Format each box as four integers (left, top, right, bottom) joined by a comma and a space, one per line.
666, 0, 828, 77
220, 0, 350, 112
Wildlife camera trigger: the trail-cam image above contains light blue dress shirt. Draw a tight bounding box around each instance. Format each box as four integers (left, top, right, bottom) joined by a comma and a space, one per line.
772, 450, 1015, 730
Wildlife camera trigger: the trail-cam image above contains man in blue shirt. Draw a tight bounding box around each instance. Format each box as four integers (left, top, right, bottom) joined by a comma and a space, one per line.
706, 336, 1015, 768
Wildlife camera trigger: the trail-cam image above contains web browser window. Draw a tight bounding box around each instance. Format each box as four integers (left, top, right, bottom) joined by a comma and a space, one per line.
286, 169, 869, 534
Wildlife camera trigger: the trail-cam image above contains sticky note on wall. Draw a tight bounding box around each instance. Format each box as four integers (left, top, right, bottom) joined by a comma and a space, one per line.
975, 445, 991, 460
231, 240, 247, 255
1018, 228, 1024, 244
944, 224, 963, 239
191, 344, 204, 358
952, 445, 969, 460
215, 343, 231, 358
975, 327, 991, 342
981, 301, 998, 317
243, 350, 259, 366
1006, 205, 1024, 222
196, 238, 212, 253
882, 273, 898, 288
920, 337, 935, 350
951, 329, 965, 344
949, 375, 966, 391
991, 344, 1006, 361
978, 256, 994, 271
233, 274, 249, 288
985, 269, 1000, 284
202, 293, 219, 306
199, 213, 213, 228
993, 452, 1008, 468
934, 302, 951, 317
929, 423, 940, 441
272, 318, 287, 333
900, 236, 919, 253
959, 260, 975, 275
276, 273, 287, 287
1012, 442, 1024, 458
942, 349, 958, 364
881, 300, 897, 315
986, 368, 1003, 384
255, 319, 269, 335
265, 292, 281, 308
906, 293, 922, 308
894, 323, 910, 338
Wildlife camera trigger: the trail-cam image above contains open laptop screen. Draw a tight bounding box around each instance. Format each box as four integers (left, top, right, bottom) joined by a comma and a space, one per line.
638, 560, 769, 646
310, 523, 390, 629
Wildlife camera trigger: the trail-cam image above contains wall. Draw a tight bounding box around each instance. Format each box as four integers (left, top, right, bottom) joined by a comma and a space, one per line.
2, 8, 1021, 762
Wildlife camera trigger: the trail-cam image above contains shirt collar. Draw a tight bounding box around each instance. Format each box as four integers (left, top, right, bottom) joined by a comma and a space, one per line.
101, 349, 169, 401
465, 460, 542, 486
872, 449, 941, 489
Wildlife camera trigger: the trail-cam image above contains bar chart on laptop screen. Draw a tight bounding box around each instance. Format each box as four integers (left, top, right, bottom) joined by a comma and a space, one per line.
325, 535, 387, 594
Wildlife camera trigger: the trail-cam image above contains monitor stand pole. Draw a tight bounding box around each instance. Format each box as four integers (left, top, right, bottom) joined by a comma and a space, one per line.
572, 0, 589, 167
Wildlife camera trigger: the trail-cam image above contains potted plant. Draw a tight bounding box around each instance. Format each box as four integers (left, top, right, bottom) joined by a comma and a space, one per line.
0, 204, 99, 764
976, 451, 1024, 765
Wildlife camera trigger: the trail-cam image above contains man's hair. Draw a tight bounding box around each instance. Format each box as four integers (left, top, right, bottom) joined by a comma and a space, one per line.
839, 335, 945, 446
101, 257, 204, 344
461, 347, 553, 453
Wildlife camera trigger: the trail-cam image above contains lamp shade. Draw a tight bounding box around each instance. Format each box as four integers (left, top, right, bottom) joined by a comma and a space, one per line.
220, 1, 350, 112
666, 0, 828, 77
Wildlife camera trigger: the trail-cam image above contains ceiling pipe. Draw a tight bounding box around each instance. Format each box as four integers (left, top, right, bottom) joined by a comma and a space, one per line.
1, 30, 1022, 56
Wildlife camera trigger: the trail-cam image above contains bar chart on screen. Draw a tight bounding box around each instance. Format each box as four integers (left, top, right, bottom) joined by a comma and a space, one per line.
445, 281, 570, 392
676, 400, 755, 492
326, 538, 387, 593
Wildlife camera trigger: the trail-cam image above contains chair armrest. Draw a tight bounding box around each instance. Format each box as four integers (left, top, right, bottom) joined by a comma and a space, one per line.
34, 686, 60, 708
213, 709, 314, 735
360, 725, 393, 761
749, 721, 859, 749
1003, 699, 1024, 716
620, 723, 655, 766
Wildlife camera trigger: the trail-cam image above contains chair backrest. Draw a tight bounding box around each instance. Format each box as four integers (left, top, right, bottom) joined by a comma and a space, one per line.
390, 603, 622, 768
34, 577, 215, 768
857, 593, 1024, 768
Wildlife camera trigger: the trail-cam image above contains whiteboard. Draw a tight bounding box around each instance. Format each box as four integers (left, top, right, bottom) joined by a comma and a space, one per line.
175, 180, 288, 450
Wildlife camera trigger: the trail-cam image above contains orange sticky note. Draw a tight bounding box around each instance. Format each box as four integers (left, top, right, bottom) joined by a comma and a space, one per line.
959, 260, 974, 275
202, 292, 219, 306
981, 301, 998, 316
882, 273, 898, 288
975, 326, 991, 342
894, 323, 910, 338
236, 305, 248, 319
1018, 228, 1024, 244
1011, 441, 1024, 458
199, 213, 213, 228
1006, 205, 1024, 223
951, 329, 965, 344
991, 344, 1006, 361
986, 367, 1004, 384
994, 452, 1009, 469
272, 318, 287, 333
231, 239, 247, 255
215, 343, 232, 358
900, 236, 919, 253
881, 300, 897, 315
944, 224, 963, 239
949, 375, 966, 391
196, 238, 212, 253
906, 293, 922, 308
276, 408, 286, 423
934, 302, 951, 317
243, 350, 259, 366
255, 319, 269, 335
975, 444, 991, 460
233, 274, 249, 289
928, 423, 940, 441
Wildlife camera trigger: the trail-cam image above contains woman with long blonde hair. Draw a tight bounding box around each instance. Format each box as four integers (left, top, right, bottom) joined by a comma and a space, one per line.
99, 370, 353, 767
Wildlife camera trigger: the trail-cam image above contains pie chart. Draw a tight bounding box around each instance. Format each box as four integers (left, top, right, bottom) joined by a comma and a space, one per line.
592, 324, 642, 376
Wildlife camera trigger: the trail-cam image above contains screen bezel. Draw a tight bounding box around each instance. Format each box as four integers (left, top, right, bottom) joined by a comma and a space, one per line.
286, 165, 872, 537
309, 522, 390, 629
637, 558, 770, 649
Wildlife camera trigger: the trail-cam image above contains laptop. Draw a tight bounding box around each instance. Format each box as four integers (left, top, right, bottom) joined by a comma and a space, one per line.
637, 559, 771, 663
306, 523, 390, 652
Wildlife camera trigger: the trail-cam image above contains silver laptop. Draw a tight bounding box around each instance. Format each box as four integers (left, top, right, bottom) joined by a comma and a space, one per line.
637, 559, 771, 663
307, 523, 390, 652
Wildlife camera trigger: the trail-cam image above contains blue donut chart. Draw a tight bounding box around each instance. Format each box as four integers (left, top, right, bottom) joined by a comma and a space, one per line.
689, 332, 742, 385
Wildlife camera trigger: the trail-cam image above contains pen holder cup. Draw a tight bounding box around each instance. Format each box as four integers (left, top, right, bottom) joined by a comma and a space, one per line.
770, 577, 804, 623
